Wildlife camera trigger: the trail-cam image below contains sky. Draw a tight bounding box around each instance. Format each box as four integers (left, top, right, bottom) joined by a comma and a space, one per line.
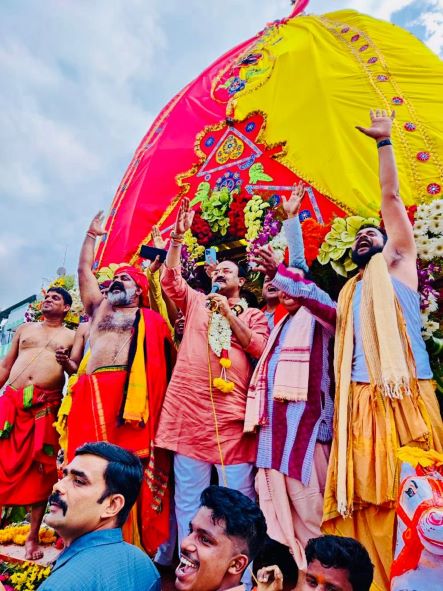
0, 0, 442, 309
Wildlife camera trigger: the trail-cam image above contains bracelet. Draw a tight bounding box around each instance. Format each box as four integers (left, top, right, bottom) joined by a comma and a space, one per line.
377, 139, 392, 149
86, 232, 97, 240
170, 231, 184, 241
170, 241, 183, 248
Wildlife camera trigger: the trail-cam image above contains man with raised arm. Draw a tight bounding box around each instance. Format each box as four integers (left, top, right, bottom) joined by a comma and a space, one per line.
67, 211, 175, 554
156, 198, 269, 552
247, 182, 335, 571
322, 110, 443, 590
0, 287, 74, 560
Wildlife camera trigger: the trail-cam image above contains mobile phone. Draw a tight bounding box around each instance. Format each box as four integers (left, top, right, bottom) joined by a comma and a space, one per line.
140, 245, 167, 262
205, 247, 217, 265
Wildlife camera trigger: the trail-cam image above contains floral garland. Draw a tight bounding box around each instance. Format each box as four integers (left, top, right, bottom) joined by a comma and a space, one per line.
181, 230, 205, 281
413, 199, 443, 260
228, 191, 248, 239
244, 194, 270, 242
301, 218, 331, 267
200, 186, 233, 236
191, 209, 213, 245
208, 299, 248, 393
247, 209, 282, 263
412, 199, 442, 341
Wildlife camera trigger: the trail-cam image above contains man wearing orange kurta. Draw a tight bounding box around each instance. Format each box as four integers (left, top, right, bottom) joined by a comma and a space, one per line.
156, 198, 269, 549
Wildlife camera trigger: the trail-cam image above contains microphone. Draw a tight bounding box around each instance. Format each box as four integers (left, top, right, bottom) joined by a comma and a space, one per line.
210, 282, 222, 294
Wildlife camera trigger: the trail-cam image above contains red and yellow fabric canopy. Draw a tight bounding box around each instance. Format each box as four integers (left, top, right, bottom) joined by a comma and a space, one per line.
94, 5, 443, 270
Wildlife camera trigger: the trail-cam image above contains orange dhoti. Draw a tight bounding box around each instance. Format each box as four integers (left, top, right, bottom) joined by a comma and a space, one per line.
66, 368, 154, 461
0, 384, 62, 506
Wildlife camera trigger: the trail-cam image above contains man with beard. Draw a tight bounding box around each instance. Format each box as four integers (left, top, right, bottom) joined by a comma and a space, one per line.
322, 110, 443, 590
0, 287, 74, 560
175, 486, 267, 591
157, 198, 269, 554
39, 442, 160, 591
67, 211, 175, 554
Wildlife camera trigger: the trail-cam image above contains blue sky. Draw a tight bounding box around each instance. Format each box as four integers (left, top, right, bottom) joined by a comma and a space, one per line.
0, 0, 442, 309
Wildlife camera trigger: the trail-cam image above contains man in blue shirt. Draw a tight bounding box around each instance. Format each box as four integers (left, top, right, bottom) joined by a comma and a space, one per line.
39, 441, 160, 591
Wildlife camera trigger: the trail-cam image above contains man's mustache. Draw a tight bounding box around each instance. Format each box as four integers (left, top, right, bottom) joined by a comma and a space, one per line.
109, 281, 126, 293
48, 492, 68, 516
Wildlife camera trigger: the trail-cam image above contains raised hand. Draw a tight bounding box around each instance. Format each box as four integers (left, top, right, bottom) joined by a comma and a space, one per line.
250, 245, 280, 279
256, 565, 284, 591
88, 211, 106, 237
356, 109, 395, 140
174, 198, 195, 236
152, 225, 167, 250
282, 181, 305, 219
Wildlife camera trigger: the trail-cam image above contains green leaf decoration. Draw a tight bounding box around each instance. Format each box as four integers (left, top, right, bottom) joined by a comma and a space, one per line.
332, 217, 347, 231
346, 216, 365, 231
343, 256, 358, 272
329, 247, 346, 261
249, 162, 273, 184
331, 260, 348, 277
191, 182, 211, 206
341, 231, 356, 244
317, 250, 331, 265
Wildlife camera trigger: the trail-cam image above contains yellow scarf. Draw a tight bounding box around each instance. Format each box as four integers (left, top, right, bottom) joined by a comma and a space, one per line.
123, 311, 149, 425
334, 253, 416, 515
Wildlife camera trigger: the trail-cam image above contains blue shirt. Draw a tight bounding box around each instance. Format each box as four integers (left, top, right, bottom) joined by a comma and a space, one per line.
39, 528, 160, 591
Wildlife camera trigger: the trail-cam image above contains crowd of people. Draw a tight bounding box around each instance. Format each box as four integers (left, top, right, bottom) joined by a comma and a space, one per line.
0, 110, 442, 591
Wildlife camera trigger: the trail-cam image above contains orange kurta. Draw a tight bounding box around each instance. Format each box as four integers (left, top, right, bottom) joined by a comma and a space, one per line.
156, 266, 269, 465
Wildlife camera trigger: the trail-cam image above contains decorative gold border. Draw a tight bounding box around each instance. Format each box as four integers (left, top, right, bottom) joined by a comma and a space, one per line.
316, 15, 443, 204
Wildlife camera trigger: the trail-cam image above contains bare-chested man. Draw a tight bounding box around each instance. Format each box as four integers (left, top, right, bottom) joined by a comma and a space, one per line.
0, 287, 74, 559
65, 211, 174, 553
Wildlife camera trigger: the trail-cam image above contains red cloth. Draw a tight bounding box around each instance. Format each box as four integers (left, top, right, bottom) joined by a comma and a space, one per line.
67, 308, 175, 554
0, 385, 62, 505
261, 304, 288, 327
114, 265, 150, 307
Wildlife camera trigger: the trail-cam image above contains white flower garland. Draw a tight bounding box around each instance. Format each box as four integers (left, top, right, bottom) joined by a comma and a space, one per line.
208, 298, 248, 357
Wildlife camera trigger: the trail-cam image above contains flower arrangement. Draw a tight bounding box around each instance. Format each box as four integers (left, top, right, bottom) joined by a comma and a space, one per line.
0, 560, 51, 591
0, 524, 56, 546
191, 209, 213, 245
228, 191, 248, 239
200, 186, 233, 235
247, 209, 282, 263
244, 195, 270, 242
317, 215, 380, 277
181, 231, 205, 281
418, 261, 440, 340
413, 199, 443, 260
301, 218, 331, 267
